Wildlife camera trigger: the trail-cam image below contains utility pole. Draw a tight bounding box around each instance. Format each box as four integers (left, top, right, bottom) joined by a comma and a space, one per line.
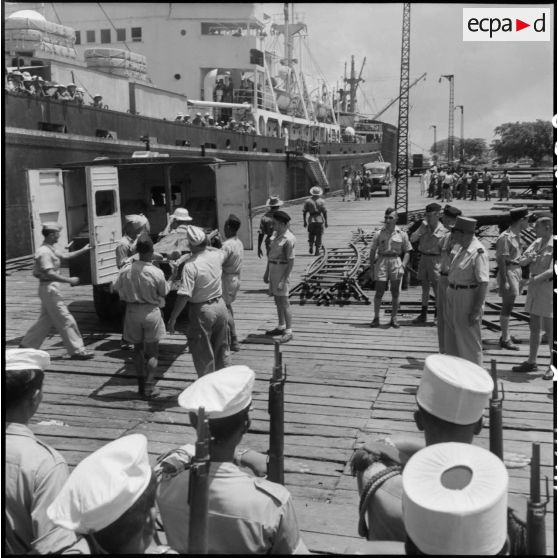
394, 3, 411, 223
439, 74, 454, 165
430, 124, 437, 161
455, 105, 464, 164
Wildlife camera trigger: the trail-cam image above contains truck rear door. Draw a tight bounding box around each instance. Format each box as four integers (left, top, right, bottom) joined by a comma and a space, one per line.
27, 169, 69, 251
85, 165, 122, 285
213, 161, 252, 249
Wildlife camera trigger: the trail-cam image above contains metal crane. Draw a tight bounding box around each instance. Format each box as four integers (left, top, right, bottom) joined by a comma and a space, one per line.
394, 3, 411, 223
439, 74, 455, 164
371, 72, 426, 121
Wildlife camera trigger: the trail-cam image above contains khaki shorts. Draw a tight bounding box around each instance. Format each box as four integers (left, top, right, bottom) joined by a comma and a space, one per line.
269, 262, 290, 296
417, 254, 441, 282
375, 256, 403, 282
123, 304, 165, 344
222, 273, 240, 305
497, 266, 521, 297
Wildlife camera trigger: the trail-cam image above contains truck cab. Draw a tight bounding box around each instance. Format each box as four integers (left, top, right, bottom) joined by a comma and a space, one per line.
27, 154, 251, 320
363, 161, 392, 197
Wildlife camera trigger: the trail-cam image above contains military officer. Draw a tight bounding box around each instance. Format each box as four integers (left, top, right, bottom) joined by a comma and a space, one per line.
157, 365, 308, 554
437, 205, 462, 353
221, 214, 244, 352
402, 443, 509, 555
495, 207, 529, 350
6, 348, 80, 554
444, 216, 489, 366
410, 202, 447, 324
257, 195, 283, 258
302, 186, 328, 255
113, 236, 169, 399
264, 210, 296, 343
369, 207, 412, 328
168, 226, 230, 376
47, 434, 176, 554
20, 222, 93, 360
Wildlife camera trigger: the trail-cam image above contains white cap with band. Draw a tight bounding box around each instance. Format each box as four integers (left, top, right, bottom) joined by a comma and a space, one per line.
6, 348, 50, 370
417, 355, 493, 425
402, 442, 508, 555
178, 365, 255, 419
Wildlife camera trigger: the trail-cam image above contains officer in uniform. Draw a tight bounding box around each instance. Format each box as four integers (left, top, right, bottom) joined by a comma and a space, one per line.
444, 216, 489, 366
221, 214, 244, 352
157, 365, 308, 554
257, 195, 283, 258
264, 210, 296, 343
437, 205, 462, 353
113, 236, 169, 399
410, 203, 447, 324
6, 348, 81, 554
168, 226, 230, 376
369, 207, 412, 328
402, 442, 509, 555
302, 186, 328, 255
495, 207, 529, 351
47, 434, 176, 554
20, 222, 93, 360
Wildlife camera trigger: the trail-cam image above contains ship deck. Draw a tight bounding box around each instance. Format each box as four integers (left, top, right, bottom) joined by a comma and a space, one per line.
5, 179, 554, 554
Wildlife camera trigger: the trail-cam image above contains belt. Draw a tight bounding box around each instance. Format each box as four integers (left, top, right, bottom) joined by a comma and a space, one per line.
440, 272, 449, 277
269, 260, 288, 264
127, 301, 159, 306
449, 283, 478, 289
531, 276, 553, 282
223, 271, 240, 276
420, 252, 440, 256
379, 253, 399, 258
192, 296, 222, 305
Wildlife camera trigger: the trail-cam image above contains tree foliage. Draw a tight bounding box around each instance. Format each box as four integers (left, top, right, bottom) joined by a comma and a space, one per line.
430, 137, 487, 161
491, 120, 553, 165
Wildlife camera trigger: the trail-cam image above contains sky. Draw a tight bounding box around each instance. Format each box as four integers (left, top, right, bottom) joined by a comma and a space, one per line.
265, 2, 555, 154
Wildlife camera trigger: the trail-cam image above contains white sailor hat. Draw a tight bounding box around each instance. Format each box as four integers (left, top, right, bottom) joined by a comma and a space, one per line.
186, 226, 206, 247
178, 365, 255, 419
124, 214, 148, 230
42, 221, 63, 232
93, 94, 102, 99
47, 434, 152, 534
6, 348, 50, 371
402, 442, 508, 555
417, 355, 493, 425
171, 207, 192, 221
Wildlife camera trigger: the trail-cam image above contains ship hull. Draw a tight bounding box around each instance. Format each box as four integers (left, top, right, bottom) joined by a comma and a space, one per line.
5, 93, 396, 258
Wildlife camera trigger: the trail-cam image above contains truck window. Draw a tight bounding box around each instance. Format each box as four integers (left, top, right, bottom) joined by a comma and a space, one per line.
95, 190, 117, 216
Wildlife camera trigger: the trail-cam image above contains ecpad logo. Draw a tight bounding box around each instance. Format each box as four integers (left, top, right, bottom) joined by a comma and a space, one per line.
463, 8, 550, 41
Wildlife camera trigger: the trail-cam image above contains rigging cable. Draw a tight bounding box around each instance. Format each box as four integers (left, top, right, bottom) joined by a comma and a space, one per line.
96, 2, 132, 51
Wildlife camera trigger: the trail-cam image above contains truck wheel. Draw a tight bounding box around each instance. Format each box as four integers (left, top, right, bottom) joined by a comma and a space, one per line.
93, 284, 124, 321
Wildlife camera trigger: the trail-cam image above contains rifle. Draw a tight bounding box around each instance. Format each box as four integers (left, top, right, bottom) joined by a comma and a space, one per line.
188, 407, 210, 554
488, 359, 504, 460
268, 341, 287, 484
526, 442, 549, 555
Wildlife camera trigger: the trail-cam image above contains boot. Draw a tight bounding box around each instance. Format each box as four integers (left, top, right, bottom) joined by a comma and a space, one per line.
413, 307, 427, 324
309, 243, 314, 254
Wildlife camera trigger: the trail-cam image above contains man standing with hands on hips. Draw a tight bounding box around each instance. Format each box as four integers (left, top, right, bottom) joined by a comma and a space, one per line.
303, 185, 328, 255
264, 210, 296, 343
444, 216, 489, 366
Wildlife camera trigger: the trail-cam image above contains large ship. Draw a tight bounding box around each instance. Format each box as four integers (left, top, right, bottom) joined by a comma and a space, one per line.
4, 2, 397, 259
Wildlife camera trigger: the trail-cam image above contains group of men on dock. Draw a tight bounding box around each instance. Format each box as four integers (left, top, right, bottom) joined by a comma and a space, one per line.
369, 201, 554, 379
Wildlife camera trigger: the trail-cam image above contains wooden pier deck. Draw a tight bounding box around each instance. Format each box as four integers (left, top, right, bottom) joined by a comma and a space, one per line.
5, 180, 554, 554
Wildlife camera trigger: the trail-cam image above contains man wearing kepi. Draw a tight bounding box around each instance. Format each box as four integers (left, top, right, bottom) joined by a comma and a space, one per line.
221, 214, 244, 352
157, 365, 308, 554
113, 236, 169, 399
168, 226, 230, 376
303, 185, 328, 255
402, 442, 509, 555
444, 216, 489, 366
47, 434, 176, 554
495, 207, 529, 351
410, 203, 447, 324
351, 354, 494, 543
264, 210, 296, 343
5, 348, 80, 554
20, 222, 93, 360
437, 204, 462, 353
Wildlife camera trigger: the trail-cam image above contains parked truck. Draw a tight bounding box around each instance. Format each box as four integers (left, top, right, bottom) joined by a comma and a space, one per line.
410, 154, 424, 176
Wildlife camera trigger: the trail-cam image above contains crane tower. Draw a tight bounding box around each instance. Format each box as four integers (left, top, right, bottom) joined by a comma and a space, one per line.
394, 3, 411, 223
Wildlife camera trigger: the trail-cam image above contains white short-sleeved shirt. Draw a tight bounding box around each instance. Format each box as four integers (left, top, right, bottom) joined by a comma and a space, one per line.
448, 237, 490, 285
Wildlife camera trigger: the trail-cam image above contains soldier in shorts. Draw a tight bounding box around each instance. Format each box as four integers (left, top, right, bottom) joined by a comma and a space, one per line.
495, 207, 529, 351
263, 210, 296, 343
369, 208, 412, 328
113, 236, 169, 398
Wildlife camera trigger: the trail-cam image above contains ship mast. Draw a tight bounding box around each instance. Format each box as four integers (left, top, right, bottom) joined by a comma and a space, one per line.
344, 55, 366, 114
284, 3, 290, 94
